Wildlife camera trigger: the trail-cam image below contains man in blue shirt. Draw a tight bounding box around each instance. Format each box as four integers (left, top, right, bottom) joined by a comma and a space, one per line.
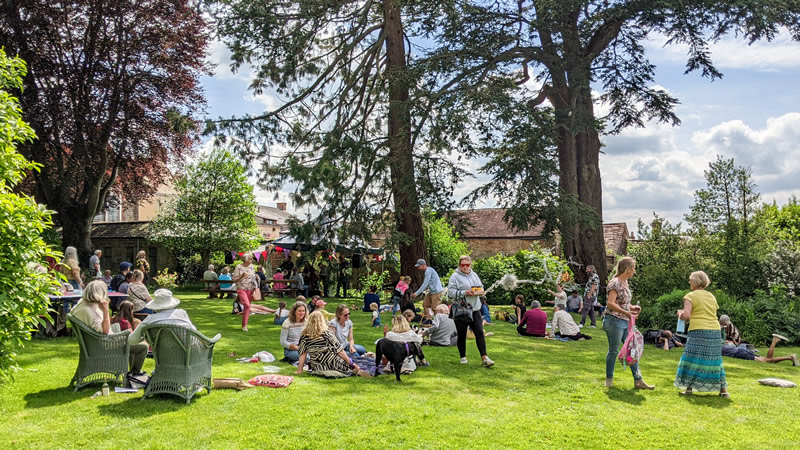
411, 258, 445, 320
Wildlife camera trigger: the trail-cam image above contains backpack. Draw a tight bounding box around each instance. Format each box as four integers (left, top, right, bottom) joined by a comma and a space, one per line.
494, 311, 509, 322
618, 316, 644, 367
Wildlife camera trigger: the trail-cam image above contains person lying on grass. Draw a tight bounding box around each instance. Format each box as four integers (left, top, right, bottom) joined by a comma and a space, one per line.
721, 329, 798, 366
296, 311, 371, 378
655, 330, 684, 350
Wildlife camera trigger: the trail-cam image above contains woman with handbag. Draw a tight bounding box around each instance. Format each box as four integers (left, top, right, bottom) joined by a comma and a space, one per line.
447, 255, 494, 367
602, 257, 654, 389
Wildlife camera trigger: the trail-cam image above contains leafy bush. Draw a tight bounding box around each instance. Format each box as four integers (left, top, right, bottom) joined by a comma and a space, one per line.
153, 268, 179, 290
637, 288, 800, 346
424, 211, 471, 279
355, 270, 390, 298
0, 50, 61, 380
472, 247, 572, 305
637, 289, 733, 332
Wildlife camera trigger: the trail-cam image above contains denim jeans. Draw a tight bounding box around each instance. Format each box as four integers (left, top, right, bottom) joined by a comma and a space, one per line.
345, 344, 367, 358
603, 315, 642, 381
284, 348, 299, 362
392, 296, 400, 313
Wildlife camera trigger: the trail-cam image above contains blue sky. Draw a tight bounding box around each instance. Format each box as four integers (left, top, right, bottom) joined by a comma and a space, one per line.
200, 32, 800, 235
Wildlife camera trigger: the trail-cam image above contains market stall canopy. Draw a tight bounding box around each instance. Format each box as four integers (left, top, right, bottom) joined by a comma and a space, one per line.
270, 234, 382, 254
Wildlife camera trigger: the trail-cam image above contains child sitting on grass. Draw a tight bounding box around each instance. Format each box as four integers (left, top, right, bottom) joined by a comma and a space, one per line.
274, 301, 289, 325
371, 302, 381, 327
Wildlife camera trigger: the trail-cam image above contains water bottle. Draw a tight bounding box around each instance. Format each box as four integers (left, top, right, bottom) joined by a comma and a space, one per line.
102, 382, 109, 396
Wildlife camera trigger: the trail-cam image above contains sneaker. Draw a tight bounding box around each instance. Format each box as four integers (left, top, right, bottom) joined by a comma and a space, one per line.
605, 378, 613, 388
578, 324, 584, 328
241, 327, 248, 332
482, 357, 494, 367
773, 333, 789, 342
460, 357, 468, 364
590, 325, 596, 328
791, 354, 799, 367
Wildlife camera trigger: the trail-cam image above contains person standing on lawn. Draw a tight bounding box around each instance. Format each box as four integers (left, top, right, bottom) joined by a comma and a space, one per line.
231, 253, 258, 332
447, 255, 494, 367
411, 258, 445, 320
602, 257, 654, 390
89, 249, 102, 279
674, 271, 729, 397
580, 264, 599, 327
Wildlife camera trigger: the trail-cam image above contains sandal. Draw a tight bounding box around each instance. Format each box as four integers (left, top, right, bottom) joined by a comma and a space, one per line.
680, 389, 693, 396
719, 391, 730, 398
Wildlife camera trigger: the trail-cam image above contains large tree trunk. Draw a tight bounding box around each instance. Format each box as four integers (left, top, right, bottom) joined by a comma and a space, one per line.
552, 73, 608, 288
59, 206, 96, 267
383, 0, 426, 288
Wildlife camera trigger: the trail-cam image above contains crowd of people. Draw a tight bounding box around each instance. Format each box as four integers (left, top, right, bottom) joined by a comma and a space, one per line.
61, 248, 797, 390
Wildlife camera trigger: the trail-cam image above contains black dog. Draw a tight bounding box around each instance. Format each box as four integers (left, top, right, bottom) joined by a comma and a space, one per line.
374, 338, 426, 382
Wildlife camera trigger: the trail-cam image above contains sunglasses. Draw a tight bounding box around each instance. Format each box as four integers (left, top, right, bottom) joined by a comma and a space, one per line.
343, 313, 350, 317
460, 263, 471, 267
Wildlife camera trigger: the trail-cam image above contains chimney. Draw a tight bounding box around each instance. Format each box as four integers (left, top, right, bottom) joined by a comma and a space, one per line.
276, 202, 287, 211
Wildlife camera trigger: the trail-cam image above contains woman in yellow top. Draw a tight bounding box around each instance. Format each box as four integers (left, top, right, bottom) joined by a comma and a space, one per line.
674, 271, 729, 397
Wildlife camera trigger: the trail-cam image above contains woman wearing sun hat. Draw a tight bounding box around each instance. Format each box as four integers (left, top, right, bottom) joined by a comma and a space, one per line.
127, 289, 195, 345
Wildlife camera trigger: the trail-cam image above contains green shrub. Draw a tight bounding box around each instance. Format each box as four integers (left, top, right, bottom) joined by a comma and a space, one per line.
472, 248, 572, 305
424, 211, 471, 279
637, 287, 799, 346
355, 270, 390, 298
0, 50, 61, 380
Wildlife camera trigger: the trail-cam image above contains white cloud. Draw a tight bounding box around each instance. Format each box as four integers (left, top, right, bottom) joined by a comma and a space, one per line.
205, 39, 253, 81
648, 30, 800, 71
601, 112, 800, 228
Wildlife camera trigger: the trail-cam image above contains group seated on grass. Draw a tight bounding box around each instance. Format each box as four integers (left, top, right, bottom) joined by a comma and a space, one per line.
66, 268, 798, 395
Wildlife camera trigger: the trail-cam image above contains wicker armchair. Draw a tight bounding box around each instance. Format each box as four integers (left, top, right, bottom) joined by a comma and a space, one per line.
140, 324, 221, 403
67, 314, 131, 391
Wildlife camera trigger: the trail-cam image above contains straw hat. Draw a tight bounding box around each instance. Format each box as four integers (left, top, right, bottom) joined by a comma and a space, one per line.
146, 289, 181, 311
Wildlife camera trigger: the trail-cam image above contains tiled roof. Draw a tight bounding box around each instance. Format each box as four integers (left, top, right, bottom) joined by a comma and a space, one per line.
256, 205, 293, 223
452, 208, 547, 239
90, 221, 153, 239
603, 222, 630, 256
454, 208, 630, 253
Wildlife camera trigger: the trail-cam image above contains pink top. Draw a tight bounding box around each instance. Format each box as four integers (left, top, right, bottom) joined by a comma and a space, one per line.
273, 272, 286, 290
395, 280, 409, 295
519, 309, 548, 336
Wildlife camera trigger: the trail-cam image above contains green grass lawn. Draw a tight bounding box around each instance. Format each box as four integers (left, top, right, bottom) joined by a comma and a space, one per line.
1, 291, 799, 449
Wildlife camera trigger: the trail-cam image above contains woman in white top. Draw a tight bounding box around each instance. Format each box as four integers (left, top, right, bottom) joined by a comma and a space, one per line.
546, 284, 568, 308
280, 302, 307, 362
447, 255, 494, 367
329, 305, 366, 357
382, 315, 428, 373
71, 280, 147, 376
231, 253, 257, 332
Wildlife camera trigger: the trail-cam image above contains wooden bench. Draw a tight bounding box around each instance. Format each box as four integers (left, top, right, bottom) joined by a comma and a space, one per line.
201, 279, 237, 297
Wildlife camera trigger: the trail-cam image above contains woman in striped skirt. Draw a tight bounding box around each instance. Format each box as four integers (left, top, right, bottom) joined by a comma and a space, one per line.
674, 271, 729, 397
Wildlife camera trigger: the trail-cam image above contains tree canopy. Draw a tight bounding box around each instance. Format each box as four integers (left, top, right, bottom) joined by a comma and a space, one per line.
0, 0, 210, 261
149, 148, 261, 268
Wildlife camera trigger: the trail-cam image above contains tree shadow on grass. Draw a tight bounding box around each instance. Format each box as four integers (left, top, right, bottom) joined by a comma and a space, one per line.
679, 394, 732, 409
96, 394, 194, 418
24, 386, 86, 409
604, 388, 646, 405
